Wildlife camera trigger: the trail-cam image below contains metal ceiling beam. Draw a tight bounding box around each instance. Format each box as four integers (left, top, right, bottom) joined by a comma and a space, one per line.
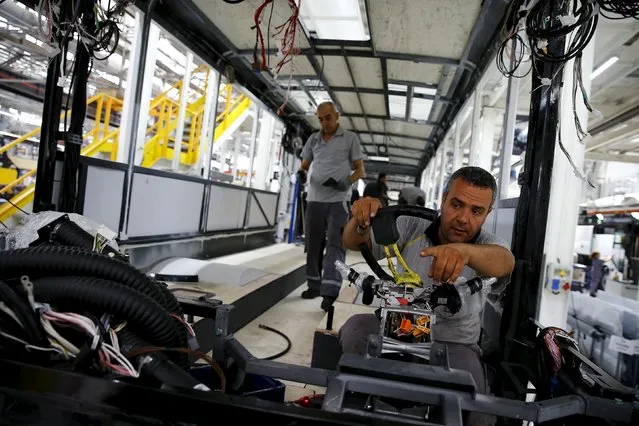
585, 152, 639, 164
588, 103, 639, 137
310, 39, 371, 48
236, 48, 459, 66
361, 143, 425, 152
419, 0, 510, 169
343, 113, 437, 127
363, 160, 420, 177
296, 78, 318, 109
381, 59, 390, 118
295, 17, 367, 155
354, 130, 433, 143
343, 49, 376, 152
389, 79, 438, 90
331, 86, 452, 103
405, 86, 414, 121
363, 0, 376, 55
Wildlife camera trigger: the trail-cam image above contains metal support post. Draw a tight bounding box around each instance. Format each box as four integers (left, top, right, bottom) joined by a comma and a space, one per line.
437, 137, 448, 204
500, 0, 570, 392
453, 122, 462, 171
468, 88, 483, 167
58, 0, 95, 213
33, 1, 69, 213
172, 52, 193, 172
497, 43, 520, 201
120, 0, 159, 239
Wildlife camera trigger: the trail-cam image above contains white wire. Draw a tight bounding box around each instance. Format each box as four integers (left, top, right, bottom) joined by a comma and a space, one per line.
0, 302, 24, 328
40, 316, 81, 355
102, 343, 139, 377
0, 330, 65, 356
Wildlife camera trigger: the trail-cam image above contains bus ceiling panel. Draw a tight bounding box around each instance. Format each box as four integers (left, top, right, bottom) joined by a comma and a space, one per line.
387, 61, 443, 87
385, 137, 432, 152
348, 57, 384, 90
359, 94, 387, 117
275, 56, 317, 78
192, 0, 311, 51
384, 120, 434, 139
334, 92, 362, 115
320, 56, 352, 87
367, 119, 385, 134
349, 117, 368, 132
367, 0, 480, 61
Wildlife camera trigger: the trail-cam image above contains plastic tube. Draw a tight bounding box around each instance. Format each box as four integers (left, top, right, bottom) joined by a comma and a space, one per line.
32, 276, 183, 350
0, 246, 181, 315
49, 218, 125, 261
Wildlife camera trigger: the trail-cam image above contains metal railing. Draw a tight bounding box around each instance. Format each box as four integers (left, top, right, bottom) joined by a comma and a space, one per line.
0, 67, 250, 223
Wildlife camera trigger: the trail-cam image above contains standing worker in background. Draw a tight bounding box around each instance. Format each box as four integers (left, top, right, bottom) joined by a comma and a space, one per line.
297, 102, 365, 311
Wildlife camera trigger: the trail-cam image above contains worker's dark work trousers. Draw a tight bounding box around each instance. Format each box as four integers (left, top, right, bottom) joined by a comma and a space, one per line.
305, 201, 349, 298
339, 314, 495, 426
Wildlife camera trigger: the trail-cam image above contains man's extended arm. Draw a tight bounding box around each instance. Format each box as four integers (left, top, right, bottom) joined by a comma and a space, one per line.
463, 244, 514, 278
420, 243, 514, 283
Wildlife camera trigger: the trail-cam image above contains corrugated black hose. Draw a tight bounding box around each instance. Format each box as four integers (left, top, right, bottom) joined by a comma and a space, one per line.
48, 217, 125, 261
0, 246, 182, 316
32, 277, 182, 350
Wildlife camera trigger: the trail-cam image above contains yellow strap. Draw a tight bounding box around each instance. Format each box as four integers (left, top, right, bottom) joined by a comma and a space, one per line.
384, 243, 423, 288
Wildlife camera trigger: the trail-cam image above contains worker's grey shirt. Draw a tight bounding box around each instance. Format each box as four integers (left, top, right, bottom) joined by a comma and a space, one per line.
370, 216, 511, 346
301, 125, 363, 203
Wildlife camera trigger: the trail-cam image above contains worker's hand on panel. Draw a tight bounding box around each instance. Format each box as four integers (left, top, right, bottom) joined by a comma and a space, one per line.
420, 244, 470, 284
351, 197, 382, 228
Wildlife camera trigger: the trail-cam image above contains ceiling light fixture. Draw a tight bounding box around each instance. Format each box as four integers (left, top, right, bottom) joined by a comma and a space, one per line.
368, 156, 390, 162
591, 56, 619, 80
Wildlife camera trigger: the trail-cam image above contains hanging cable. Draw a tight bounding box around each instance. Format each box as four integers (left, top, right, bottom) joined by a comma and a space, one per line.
597, 0, 639, 19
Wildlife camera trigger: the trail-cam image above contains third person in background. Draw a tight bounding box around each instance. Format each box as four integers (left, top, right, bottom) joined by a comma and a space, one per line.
297, 101, 365, 311
363, 172, 390, 207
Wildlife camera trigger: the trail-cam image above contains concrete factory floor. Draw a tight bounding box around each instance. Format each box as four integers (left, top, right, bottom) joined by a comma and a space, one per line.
233, 249, 380, 402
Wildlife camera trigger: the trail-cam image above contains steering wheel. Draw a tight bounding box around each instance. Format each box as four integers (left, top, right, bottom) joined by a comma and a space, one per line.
358, 205, 464, 314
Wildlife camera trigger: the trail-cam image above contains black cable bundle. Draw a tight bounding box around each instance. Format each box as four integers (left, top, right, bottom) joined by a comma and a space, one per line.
496, 0, 533, 79
0, 245, 190, 370
526, 0, 599, 64
597, 0, 639, 19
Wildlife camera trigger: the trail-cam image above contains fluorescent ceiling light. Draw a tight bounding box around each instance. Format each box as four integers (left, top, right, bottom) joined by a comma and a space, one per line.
388, 95, 406, 119
410, 98, 433, 121
388, 83, 408, 92
591, 56, 619, 80
299, 0, 370, 41
368, 156, 390, 162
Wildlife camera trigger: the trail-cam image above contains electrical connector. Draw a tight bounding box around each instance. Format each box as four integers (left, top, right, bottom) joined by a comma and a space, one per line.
536, 38, 548, 51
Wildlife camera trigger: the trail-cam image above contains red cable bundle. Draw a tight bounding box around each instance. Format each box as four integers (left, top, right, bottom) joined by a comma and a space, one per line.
253, 0, 301, 73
